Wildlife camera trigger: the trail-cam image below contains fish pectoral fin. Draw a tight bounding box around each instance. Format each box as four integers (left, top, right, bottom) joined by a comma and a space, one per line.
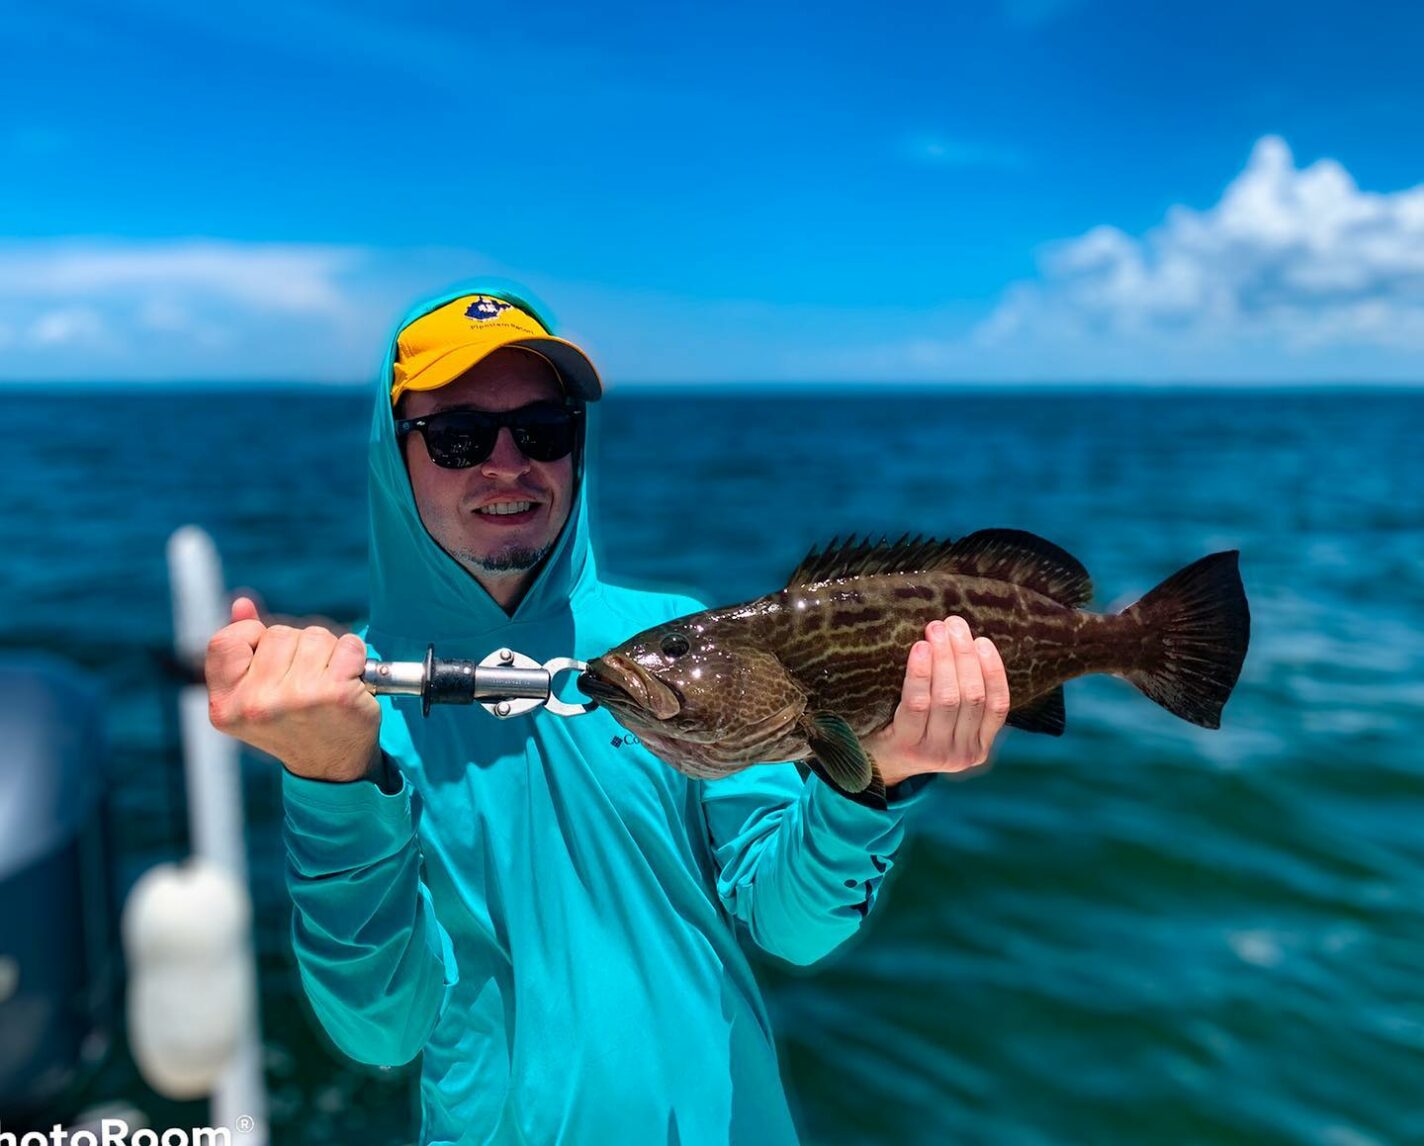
1005, 686, 1066, 736
804, 712, 888, 809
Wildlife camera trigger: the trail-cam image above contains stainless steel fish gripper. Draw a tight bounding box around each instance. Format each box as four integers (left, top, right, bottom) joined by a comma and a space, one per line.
362, 645, 594, 719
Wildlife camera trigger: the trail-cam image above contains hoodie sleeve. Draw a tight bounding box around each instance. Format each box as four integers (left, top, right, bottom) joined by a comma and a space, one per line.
652, 589, 935, 965
281, 762, 459, 1067
700, 763, 935, 966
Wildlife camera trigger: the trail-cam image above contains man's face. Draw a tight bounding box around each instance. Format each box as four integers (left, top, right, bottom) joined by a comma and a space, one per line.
400, 348, 575, 607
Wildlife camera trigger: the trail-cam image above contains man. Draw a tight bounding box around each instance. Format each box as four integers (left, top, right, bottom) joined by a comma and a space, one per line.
205, 284, 1011, 1145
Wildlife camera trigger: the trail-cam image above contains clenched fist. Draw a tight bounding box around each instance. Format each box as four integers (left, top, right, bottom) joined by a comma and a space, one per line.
205, 596, 383, 784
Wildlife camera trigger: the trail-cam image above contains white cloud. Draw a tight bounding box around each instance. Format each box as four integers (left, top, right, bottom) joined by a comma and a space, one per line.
978, 136, 1424, 362
0, 239, 500, 381
138, 298, 192, 333
0, 239, 360, 315
6, 140, 1423, 388
30, 307, 107, 347
0, 238, 963, 385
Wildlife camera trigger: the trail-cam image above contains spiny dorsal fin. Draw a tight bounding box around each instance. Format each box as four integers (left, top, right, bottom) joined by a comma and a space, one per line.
788, 532, 942, 586
942, 529, 1093, 608
787, 527, 1093, 608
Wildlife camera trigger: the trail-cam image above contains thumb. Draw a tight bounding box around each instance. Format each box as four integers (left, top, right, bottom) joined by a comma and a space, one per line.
231, 596, 261, 624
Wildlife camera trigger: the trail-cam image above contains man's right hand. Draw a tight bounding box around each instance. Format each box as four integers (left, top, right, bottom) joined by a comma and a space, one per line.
206, 596, 383, 784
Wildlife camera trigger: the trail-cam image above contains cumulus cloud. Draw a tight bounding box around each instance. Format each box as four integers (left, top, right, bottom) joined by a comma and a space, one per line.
979, 136, 1424, 361
0, 239, 360, 315
0, 239, 496, 381
30, 306, 108, 347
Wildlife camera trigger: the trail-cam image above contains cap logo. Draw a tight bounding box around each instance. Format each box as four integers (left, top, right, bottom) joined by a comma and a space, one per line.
465, 296, 513, 322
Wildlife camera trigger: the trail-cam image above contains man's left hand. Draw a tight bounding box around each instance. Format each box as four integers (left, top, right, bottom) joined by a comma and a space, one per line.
864, 615, 1012, 788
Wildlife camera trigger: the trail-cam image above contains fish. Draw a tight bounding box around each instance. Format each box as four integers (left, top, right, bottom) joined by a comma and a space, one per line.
577, 528, 1251, 809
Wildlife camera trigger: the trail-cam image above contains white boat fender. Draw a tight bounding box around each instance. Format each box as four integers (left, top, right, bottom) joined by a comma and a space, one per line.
121, 858, 255, 1100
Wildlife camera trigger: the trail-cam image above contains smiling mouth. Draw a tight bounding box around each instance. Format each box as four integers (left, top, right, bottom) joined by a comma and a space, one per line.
471, 499, 542, 525
578, 655, 682, 720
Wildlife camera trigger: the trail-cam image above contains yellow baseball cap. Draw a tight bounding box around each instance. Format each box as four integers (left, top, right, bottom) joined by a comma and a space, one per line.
391, 294, 603, 406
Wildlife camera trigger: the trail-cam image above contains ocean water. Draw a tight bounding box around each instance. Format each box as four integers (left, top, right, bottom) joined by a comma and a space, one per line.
1, 386, 1421, 1145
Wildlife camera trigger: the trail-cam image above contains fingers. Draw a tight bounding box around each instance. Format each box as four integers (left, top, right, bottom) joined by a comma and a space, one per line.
208, 617, 365, 716
869, 615, 1008, 785
205, 617, 267, 692
327, 632, 370, 683
207, 597, 267, 695
920, 615, 1007, 770
975, 636, 1011, 758
246, 624, 302, 689
286, 627, 371, 691
924, 619, 961, 749
947, 617, 988, 761
891, 639, 933, 742
288, 625, 340, 684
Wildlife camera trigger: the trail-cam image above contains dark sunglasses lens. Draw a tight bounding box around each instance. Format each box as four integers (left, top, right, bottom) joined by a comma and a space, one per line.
511, 409, 578, 462
423, 414, 497, 468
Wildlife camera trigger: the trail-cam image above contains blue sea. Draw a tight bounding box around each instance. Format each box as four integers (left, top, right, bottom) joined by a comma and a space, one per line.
2, 386, 1421, 1145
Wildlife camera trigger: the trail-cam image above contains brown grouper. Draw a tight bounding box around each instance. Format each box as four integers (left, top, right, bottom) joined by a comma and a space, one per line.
578, 528, 1250, 809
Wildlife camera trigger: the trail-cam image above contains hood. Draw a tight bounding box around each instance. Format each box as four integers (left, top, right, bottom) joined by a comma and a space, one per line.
366, 279, 603, 654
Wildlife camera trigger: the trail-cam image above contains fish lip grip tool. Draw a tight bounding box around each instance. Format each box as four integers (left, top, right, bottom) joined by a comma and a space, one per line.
363, 646, 595, 719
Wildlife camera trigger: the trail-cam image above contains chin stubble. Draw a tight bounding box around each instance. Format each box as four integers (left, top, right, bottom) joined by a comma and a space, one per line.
459, 541, 554, 574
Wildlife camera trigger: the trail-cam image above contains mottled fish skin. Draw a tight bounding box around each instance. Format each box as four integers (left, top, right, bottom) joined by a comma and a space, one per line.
579, 529, 1250, 796
720, 572, 1129, 739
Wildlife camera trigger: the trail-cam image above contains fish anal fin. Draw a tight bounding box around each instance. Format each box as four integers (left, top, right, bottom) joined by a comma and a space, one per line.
1005, 685, 1067, 736
788, 528, 1092, 608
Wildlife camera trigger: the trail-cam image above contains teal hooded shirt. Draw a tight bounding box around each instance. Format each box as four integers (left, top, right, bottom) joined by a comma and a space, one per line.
280, 285, 932, 1145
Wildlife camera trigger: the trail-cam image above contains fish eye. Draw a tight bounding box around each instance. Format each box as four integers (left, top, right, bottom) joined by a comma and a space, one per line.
660, 632, 690, 659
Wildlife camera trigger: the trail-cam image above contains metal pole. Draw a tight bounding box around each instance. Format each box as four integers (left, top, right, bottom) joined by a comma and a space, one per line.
167, 525, 268, 1146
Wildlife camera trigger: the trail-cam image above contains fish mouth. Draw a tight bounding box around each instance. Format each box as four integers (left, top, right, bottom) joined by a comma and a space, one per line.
578, 654, 682, 721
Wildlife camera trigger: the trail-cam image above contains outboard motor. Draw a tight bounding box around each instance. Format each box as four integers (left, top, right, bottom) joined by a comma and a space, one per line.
0, 657, 118, 1123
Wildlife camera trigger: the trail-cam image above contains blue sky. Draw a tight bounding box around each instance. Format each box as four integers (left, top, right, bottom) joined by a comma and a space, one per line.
3, 0, 1422, 384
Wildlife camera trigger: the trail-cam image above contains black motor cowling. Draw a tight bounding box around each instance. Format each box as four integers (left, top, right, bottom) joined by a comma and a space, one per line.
0, 657, 118, 1123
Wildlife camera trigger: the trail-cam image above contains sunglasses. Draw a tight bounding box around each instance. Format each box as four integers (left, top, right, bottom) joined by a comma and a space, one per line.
395, 402, 584, 469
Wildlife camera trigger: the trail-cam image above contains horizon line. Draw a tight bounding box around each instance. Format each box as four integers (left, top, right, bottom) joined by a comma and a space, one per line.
1, 378, 1421, 392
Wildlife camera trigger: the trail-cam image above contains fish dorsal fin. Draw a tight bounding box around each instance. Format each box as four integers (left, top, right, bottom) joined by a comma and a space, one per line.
788, 532, 950, 587
942, 529, 1093, 608
788, 528, 1093, 608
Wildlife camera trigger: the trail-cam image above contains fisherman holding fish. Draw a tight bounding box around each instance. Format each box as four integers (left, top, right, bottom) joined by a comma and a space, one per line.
204, 285, 1017, 1144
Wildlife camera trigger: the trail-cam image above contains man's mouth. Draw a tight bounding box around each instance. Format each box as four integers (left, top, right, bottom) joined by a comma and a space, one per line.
472, 499, 541, 525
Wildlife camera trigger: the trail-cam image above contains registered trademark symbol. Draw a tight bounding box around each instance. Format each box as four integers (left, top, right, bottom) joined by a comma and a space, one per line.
236, 1115, 256, 1133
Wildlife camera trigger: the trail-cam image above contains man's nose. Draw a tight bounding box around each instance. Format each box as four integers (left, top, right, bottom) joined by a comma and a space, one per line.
480, 427, 530, 476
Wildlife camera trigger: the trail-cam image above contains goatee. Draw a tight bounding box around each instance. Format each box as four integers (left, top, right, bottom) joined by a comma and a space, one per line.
462, 541, 553, 574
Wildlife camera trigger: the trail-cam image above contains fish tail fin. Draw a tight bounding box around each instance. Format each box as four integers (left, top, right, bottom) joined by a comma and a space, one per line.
1118, 551, 1250, 729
